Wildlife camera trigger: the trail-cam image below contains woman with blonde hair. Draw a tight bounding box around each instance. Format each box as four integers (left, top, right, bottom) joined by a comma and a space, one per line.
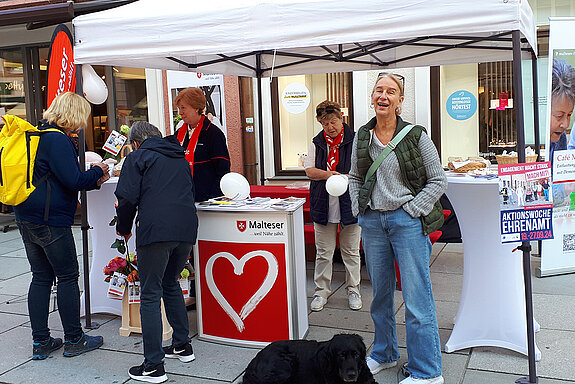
14, 92, 108, 360
349, 74, 446, 384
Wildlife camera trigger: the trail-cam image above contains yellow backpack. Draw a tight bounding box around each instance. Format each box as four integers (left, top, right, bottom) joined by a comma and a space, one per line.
0, 115, 62, 206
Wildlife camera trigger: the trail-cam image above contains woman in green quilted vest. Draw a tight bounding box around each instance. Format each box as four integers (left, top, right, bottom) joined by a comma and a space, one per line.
348, 73, 447, 384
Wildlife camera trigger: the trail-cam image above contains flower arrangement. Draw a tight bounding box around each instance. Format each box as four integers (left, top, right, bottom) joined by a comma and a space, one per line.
103, 237, 137, 282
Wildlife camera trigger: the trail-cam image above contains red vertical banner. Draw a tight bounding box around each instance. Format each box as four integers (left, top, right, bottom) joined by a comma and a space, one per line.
46, 24, 76, 108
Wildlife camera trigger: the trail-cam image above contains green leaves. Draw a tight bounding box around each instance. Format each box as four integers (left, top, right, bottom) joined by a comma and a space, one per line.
111, 238, 126, 255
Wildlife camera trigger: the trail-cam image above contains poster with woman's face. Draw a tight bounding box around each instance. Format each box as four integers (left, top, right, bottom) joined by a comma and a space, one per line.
166, 71, 226, 138
546, 51, 575, 156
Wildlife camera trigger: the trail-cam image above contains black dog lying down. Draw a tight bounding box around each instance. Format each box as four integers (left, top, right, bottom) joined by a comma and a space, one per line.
242, 333, 377, 384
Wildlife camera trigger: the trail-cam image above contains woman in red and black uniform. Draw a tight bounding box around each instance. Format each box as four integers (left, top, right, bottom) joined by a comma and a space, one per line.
173, 87, 230, 202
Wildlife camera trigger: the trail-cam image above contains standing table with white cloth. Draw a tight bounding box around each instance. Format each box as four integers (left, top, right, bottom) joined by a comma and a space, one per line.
194, 200, 308, 348
80, 177, 135, 316
444, 173, 541, 360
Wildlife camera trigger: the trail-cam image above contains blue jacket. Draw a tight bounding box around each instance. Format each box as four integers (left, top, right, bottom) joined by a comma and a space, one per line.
172, 117, 230, 202
14, 121, 103, 227
115, 136, 198, 248
309, 123, 357, 226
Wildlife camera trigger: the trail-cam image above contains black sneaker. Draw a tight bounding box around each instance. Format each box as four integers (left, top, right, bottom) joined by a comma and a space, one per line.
63, 333, 103, 357
32, 337, 63, 360
128, 362, 168, 383
163, 342, 195, 362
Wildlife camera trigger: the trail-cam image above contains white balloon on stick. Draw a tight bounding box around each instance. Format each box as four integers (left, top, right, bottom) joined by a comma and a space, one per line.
220, 172, 250, 200
82, 64, 108, 105
325, 174, 348, 196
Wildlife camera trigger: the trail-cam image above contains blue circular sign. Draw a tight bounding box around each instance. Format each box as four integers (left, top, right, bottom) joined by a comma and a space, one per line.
446, 90, 477, 120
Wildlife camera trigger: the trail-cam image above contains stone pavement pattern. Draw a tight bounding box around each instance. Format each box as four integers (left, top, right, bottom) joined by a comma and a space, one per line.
1, 217, 575, 383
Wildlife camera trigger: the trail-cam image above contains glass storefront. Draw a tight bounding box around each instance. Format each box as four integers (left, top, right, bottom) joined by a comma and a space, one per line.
272, 73, 352, 176
0, 49, 26, 119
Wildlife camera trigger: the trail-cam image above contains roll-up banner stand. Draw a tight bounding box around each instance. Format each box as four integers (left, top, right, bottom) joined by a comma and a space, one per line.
540, 18, 575, 277
46, 24, 76, 108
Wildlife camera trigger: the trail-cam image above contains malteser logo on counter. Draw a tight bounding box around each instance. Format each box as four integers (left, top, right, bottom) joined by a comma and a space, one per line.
235, 220, 285, 236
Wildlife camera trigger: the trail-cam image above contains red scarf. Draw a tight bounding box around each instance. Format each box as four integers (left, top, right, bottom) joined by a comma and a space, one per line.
177, 115, 205, 175
324, 129, 344, 171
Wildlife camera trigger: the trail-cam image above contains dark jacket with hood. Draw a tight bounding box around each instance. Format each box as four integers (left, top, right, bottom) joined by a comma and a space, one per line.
172, 117, 230, 202
309, 123, 357, 226
14, 120, 103, 227
115, 135, 198, 248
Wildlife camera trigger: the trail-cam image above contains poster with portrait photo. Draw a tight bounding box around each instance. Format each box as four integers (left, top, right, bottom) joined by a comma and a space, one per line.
166, 71, 227, 139
540, 18, 575, 276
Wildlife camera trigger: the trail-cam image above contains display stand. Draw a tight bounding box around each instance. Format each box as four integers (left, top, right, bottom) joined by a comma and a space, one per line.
81, 178, 137, 316
195, 200, 308, 347
119, 294, 173, 341
444, 174, 541, 360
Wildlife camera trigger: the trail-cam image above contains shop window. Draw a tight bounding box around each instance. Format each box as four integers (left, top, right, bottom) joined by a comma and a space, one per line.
0, 49, 26, 119
88, 66, 148, 156
478, 61, 517, 160
271, 73, 352, 177
113, 67, 148, 127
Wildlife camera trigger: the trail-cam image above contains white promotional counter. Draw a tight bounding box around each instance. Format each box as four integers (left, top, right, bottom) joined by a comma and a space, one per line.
444, 174, 541, 360
81, 177, 135, 316
194, 200, 308, 347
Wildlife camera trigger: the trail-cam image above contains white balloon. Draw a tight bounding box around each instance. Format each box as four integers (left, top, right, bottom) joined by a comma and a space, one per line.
325, 174, 348, 197
82, 64, 108, 105
220, 172, 250, 200
85, 151, 103, 163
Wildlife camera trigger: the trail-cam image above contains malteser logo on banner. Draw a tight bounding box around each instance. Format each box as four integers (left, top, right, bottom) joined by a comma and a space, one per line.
540, 18, 575, 276
46, 24, 75, 108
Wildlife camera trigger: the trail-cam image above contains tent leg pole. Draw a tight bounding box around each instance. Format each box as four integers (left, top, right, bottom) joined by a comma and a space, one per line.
256, 53, 266, 185
531, 52, 541, 160
76, 65, 99, 330
512, 30, 538, 384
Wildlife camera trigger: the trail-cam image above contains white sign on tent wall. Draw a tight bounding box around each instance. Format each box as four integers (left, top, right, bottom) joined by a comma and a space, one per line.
281, 82, 310, 115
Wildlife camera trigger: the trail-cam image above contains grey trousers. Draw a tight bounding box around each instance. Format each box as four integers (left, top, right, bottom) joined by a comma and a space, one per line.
313, 222, 362, 298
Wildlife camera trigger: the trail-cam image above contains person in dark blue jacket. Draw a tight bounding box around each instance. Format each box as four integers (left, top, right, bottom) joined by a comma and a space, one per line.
14, 92, 107, 360
304, 100, 362, 313
173, 87, 230, 202
115, 121, 198, 384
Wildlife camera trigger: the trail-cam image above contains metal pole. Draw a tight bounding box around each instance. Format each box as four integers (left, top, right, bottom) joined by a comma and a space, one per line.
512, 30, 538, 384
76, 64, 98, 330
256, 53, 266, 185
531, 53, 541, 160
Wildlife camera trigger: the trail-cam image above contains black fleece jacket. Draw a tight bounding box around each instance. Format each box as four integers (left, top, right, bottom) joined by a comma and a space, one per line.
115, 136, 198, 248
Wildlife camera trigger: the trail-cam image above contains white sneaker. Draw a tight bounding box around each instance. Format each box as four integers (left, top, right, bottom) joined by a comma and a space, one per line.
366, 356, 397, 374
399, 375, 444, 384
310, 296, 327, 311
348, 292, 363, 310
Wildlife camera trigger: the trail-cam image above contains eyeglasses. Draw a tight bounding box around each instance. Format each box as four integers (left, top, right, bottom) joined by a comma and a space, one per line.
316, 105, 341, 118
377, 72, 405, 88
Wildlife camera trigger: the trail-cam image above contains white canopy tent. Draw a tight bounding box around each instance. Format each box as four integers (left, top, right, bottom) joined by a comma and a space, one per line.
72, 2, 541, 381
73, 0, 536, 76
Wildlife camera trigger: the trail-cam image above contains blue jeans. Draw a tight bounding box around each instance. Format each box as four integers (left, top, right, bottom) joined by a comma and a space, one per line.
358, 208, 442, 379
137, 241, 194, 367
16, 220, 83, 343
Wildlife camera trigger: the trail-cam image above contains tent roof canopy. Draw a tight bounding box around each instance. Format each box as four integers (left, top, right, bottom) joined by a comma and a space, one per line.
73, 0, 537, 77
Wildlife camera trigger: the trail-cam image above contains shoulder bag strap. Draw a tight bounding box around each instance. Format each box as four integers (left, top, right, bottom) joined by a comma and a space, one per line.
364, 124, 414, 183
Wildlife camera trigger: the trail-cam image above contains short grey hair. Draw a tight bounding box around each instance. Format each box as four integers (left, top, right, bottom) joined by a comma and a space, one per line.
128, 121, 161, 145
552, 58, 575, 104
